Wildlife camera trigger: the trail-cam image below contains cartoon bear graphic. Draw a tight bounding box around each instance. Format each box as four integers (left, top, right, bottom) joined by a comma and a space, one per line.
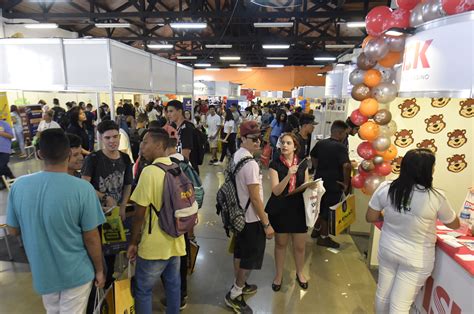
447, 129, 467, 148
431, 98, 451, 108
424, 114, 446, 134
447, 154, 468, 173
416, 139, 438, 153
391, 156, 402, 174
459, 99, 473, 118
398, 98, 420, 118
394, 129, 414, 148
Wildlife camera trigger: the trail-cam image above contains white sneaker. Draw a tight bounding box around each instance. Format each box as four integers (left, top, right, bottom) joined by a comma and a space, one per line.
214, 161, 223, 166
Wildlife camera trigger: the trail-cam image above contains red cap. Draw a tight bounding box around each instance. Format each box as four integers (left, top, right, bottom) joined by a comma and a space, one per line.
240, 120, 261, 137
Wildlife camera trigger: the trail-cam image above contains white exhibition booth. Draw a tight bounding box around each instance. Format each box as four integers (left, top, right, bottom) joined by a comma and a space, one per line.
0, 38, 194, 119
194, 80, 240, 97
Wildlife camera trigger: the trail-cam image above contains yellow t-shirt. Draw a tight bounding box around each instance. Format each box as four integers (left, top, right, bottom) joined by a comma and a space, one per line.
130, 157, 186, 260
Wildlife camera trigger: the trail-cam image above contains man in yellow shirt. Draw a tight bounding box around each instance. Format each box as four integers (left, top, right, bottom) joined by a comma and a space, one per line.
127, 129, 185, 314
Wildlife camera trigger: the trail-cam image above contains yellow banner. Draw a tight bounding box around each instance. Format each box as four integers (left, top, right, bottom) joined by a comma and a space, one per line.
330, 194, 356, 236
0, 92, 12, 126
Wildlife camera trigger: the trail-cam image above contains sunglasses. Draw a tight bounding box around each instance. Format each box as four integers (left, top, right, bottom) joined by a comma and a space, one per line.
245, 135, 261, 143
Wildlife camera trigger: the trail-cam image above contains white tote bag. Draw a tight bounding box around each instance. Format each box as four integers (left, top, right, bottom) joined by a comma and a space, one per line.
303, 180, 326, 227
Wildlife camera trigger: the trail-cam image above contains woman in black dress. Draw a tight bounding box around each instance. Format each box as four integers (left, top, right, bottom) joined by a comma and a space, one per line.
266, 132, 314, 291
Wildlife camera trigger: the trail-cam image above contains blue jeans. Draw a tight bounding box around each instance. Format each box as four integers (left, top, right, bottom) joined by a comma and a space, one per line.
13, 127, 25, 154
134, 256, 181, 314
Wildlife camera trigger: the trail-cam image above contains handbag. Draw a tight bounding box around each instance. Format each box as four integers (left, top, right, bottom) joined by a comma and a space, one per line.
329, 194, 356, 236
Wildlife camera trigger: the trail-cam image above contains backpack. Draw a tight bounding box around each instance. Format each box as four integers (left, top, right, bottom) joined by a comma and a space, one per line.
170, 157, 204, 209
216, 156, 254, 236
193, 126, 207, 166
149, 162, 198, 237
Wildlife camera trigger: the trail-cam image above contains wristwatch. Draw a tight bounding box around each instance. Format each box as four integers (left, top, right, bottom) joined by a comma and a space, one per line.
101, 194, 108, 204
263, 222, 271, 229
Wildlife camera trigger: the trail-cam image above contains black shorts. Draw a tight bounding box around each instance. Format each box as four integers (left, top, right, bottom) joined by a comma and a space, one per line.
319, 191, 343, 220
234, 222, 266, 270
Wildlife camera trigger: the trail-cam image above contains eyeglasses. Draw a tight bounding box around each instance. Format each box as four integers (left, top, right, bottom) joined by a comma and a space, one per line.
245, 135, 261, 143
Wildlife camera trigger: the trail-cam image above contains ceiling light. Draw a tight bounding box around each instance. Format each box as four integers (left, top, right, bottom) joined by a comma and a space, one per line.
170, 22, 207, 29
317, 73, 324, 77
205, 44, 232, 49
230, 64, 247, 67
325, 44, 355, 49
306, 65, 325, 67
205, 68, 221, 71
262, 44, 290, 49
194, 63, 211, 67
177, 56, 198, 60
384, 27, 415, 36
147, 44, 173, 49
254, 22, 294, 28
95, 23, 131, 28
24, 23, 58, 29
267, 64, 284, 68
266, 57, 288, 60
346, 21, 366, 28
314, 57, 337, 61
238, 68, 252, 72
220, 56, 241, 61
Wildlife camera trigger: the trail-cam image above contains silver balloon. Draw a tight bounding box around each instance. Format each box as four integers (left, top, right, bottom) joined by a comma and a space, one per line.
372, 83, 398, 104
379, 125, 393, 138
364, 175, 385, 195
385, 36, 406, 52
410, 3, 425, 27
377, 66, 396, 83
361, 160, 375, 172
373, 156, 385, 165
373, 136, 391, 151
422, 0, 445, 22
349, 69, 366, 85
387, 120, 398, 135
364, 37, 389, 61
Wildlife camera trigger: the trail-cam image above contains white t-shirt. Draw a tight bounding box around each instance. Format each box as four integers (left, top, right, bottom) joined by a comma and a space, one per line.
119, 128, 134, 163
247, 114, 261, 125
147, 109, 160, 122
206, 114, 222, 137
369, 181, 456, 264
38, 120, 61, 133
223, 120, 236, 134
233, 147, 263, 223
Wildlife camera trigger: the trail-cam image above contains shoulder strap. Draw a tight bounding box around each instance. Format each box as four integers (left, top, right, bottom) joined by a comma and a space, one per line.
232, 156, 254, 177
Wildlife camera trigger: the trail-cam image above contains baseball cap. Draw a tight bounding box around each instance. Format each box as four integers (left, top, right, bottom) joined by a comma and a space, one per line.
299, 113, 318, 126
240, 120, 261, 137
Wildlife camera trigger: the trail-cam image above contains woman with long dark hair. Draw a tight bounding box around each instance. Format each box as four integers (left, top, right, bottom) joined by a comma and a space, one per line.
366, 149, 460, 313
66, 107, 90, 153
218, 109, 237, 164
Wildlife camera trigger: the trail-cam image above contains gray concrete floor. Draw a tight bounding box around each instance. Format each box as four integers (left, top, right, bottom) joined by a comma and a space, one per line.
0, 155, 376, 313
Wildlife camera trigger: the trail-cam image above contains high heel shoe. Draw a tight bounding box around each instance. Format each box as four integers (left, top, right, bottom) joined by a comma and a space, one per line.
296, 274, 308, 290
272, 280, 282, 292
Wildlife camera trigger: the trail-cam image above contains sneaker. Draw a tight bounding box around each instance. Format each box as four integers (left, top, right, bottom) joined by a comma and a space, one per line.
213, 161, 223, 166
310, 228, 321, 239
209, 159, 217, 165
316, 236, 340, 248
160, 297, 187, 310
224, 292, 253, 314
242, 282, 257, 295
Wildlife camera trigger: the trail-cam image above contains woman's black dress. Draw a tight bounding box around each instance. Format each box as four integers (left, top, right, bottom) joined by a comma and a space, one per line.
266, 158, 308, 233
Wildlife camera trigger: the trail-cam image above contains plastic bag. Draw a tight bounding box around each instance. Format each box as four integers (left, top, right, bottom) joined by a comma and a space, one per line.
303, 180, 325, 227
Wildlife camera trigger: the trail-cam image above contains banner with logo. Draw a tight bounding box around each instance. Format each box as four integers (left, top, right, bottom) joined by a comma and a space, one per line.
329, 194, 356, 236
0, 92, 12, 125
400, 13, 474, 98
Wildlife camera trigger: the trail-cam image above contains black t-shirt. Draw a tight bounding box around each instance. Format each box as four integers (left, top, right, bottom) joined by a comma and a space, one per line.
295, 133, 310, 160
66, 123, 90, 151
310, 138, 349, 193
84, 111, 95, 131
51, 106, 66, 123
82, 150, 133, 204
177, 120, 199, 168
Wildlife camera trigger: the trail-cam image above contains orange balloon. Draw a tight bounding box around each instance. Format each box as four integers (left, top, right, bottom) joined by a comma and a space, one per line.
363, 69, 382, 87
378, 51, 402, 68
359, 98, 379, 117
379, 144, 398, 161
359, 121, 380, 141
362, 35, 374, 49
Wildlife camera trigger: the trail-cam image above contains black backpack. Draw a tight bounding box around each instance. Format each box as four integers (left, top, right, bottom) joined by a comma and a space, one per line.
193, 127, 207, 166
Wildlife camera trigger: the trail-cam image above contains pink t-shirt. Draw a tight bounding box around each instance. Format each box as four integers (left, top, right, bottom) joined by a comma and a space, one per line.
233, 147, 263, 223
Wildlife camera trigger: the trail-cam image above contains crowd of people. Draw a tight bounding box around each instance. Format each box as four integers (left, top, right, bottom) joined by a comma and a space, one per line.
2, 97, 461, 314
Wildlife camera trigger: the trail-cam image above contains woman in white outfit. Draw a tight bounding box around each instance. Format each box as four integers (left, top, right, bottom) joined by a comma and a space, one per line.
366, 148, 460, 314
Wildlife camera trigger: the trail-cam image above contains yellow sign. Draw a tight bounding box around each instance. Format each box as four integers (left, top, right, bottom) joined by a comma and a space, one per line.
330, 194, 356, 236
0, 92, 12, 126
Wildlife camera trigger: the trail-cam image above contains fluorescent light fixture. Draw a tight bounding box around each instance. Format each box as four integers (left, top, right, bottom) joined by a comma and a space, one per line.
229, 64, 247, 67
148, 44, 173, 49
325, 44, 355, 49
314, 57, 337, 61
317, 73, 324, 77
346, 21, 366, 28
194, 63, 211, 67
266, 64, 284, 68
24, 23, 58, 29
262, 44, 290, 49
306, 65, 325, 67
220, 56, 241, 61
177, 56, 198, 60
205, 68, 221, 71
254, 22, 293, 28
95, 23, 131, 28
170, 22, 207, 29
238, 68, 252, 72
205, 44, 232, 48
266, 57, 288, 60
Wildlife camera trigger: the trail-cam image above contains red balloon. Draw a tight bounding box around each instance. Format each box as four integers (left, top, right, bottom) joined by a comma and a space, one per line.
350, 109, 369, 126
396, 0, 420, 10
385, 9, 410, 30
365, 6, 393, 37
357, 141, 377, 160
358, 165, 372, 178
441, 0, 474, 15
375, 162, 392, 176
352, 174, 365, 189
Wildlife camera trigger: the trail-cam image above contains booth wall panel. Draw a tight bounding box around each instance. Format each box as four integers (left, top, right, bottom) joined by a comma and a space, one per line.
110, 42, 151, 92
152, 57, 176, 93
177, 64, 193, 94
